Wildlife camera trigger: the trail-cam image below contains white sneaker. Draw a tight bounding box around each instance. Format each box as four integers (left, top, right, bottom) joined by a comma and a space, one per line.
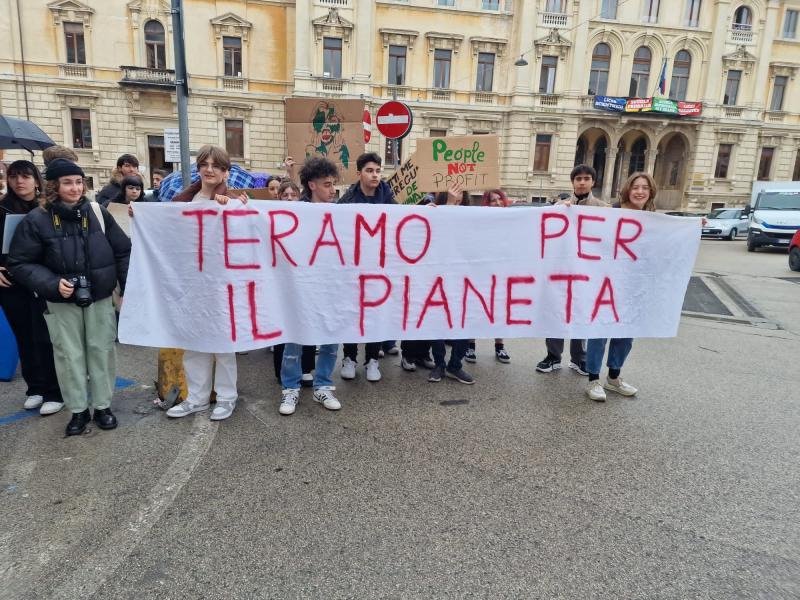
210, 400, 236, 421
166, 401, 210, 418
340, 357, 356, 380
604, 377, 638, 397
365, 359, 381, 382
279, 388, 299, 415
401, 356, 417, 372
40, 401, 64, 416
313, 387, 341, 411
23, 395, 44, 410
587, 381, 607, 402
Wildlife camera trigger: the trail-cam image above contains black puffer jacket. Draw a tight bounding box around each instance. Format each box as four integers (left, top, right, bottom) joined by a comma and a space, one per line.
8, 198, 131, 303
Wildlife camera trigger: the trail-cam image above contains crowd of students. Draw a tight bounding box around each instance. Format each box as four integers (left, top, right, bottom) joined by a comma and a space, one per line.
0, 142, 658, 436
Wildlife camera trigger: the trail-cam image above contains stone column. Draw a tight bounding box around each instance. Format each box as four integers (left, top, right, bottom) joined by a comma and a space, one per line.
702, 0, 732, 104
353, 0, 373, 83
294, 0, 312, 77
752, 2, 779, 109
602, 147, 618, 200
567, 0, 592, 96
510, 0, 536, 95
645, 148, 659, 175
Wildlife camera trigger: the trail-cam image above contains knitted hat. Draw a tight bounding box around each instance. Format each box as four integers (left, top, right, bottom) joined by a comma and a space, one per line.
45, 158, 85, 181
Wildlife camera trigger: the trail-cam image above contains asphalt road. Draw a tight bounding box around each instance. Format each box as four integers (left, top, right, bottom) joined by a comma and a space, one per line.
1, 239, 798, 599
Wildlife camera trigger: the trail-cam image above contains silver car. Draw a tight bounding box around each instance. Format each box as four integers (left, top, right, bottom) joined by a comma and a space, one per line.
702, 208, 749, 240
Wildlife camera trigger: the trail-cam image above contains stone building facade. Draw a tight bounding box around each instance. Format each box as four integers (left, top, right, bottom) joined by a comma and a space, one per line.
1, 0, 799, 209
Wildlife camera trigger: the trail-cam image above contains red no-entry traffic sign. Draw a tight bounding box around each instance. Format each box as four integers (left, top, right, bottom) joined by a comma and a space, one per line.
376, 101, 413, 140
363, 109, 371, 143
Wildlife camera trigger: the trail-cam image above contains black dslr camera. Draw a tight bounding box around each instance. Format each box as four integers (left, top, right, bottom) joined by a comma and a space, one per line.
68, 275, 93, 307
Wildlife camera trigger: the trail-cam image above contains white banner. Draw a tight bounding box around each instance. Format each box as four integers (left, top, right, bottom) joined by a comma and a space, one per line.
118, 202, 700, 353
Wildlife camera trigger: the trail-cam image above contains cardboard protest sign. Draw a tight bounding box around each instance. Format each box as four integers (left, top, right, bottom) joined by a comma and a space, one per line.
413, 135, 499, 193
285, 98, 365, 185
119, 202, 700, 353
107, 203, 131, 237
386, 156, 425, 204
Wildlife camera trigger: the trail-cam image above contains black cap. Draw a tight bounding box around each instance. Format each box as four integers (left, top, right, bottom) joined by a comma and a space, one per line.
45, 158, 85, 181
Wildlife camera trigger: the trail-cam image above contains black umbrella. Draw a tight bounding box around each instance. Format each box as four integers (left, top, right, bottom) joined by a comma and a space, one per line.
0, 115, 55, 155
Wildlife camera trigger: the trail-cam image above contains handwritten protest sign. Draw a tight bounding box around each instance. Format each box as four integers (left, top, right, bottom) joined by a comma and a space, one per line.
414, 135, 500, 192
386, 157, 424, 204
285, 98, 365, 185
119, 203, 700, 353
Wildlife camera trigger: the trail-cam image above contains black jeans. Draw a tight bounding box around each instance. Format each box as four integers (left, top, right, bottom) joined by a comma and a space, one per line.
401, 340, 431, 362
272, 344, 316, 379
0, 286, 62, 401
545, 338, 585, 363
431, 339, 468, 371
342, 342, 381, 363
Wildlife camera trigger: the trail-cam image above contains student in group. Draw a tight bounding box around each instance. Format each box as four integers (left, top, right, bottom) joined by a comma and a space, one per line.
270, 178, 315, 386
464, 188, 513, 365
268, 176, 283, 200
427, 184, 474, 385
586, 172, 655, 402
279, 157, 342, 415
113, 175, 144, 204
151, 168, 169, 201
336, 152, 397, 382
164, 145, 248, 421
97, 154, 140, 207
400, 340, 435, 372
0, 160, 64, 416
8, 159, 130, 436
536, 164, 607, 376
278, 180, 301, 201
42, 146, 79, 167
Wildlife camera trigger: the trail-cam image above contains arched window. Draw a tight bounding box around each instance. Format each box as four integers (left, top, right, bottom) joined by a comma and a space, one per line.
144, 20, 166, 70
733, 6, 752, 30
588, 43, 611, 95
669, 50, 691, 100
629, 137, 647, 174
629, 46, 651, 97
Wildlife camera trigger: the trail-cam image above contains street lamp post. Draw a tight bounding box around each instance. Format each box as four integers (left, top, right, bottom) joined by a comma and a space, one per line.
171, 0, 191, 188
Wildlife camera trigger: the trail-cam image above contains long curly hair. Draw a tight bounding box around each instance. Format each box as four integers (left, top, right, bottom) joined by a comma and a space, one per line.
43, 178, 86, 208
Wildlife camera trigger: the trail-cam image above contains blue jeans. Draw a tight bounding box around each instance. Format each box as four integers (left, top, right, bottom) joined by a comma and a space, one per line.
586, 338, 634, 376
432, 339, 467, 371
281, 343, 339, 389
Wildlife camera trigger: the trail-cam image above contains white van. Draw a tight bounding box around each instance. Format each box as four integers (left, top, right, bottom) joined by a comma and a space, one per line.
745, 189, 800, 252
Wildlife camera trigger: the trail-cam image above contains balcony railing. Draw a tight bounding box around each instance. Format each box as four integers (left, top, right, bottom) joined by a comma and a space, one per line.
730, 24, 754, 44
321, 78, 344, 92
538, 94, 560, 108
723, 106, 744, 118
473, 92, 496, 104
221, 76, 245, 91
431, 89, 452, 102
61, 64, 88, 78
541, 12, 568, 28
119, 65, 175, 88
386, 85, 408, 99
317, 0, 349, 6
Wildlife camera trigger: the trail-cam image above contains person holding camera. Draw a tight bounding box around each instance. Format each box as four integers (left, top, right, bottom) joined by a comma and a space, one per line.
0, 160, 64, 416
8, 159, 131, 436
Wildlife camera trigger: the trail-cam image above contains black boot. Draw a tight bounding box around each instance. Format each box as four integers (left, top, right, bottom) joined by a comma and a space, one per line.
65, 409, 91, 436
93, 407, 118, 430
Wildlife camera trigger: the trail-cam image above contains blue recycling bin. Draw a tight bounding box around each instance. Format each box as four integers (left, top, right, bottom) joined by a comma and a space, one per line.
0, 307, 19, 381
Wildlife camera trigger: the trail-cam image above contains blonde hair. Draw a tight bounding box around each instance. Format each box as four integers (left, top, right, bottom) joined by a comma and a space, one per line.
619, 172, 657, 211
195, 145, 231, 172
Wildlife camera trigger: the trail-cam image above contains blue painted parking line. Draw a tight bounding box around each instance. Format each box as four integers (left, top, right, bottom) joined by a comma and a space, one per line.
0, 410, 37, 426
0, 377, 137, 427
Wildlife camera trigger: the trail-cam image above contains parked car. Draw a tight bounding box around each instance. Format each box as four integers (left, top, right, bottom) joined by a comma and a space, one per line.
701, 208, 749, 240
665, 211, 706, 217
790, 229, 800, 272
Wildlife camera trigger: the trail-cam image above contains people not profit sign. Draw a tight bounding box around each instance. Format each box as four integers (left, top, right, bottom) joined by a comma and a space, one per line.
376, 101, 413, 139
119, 203, 701, 353
414, 135, 500, 192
